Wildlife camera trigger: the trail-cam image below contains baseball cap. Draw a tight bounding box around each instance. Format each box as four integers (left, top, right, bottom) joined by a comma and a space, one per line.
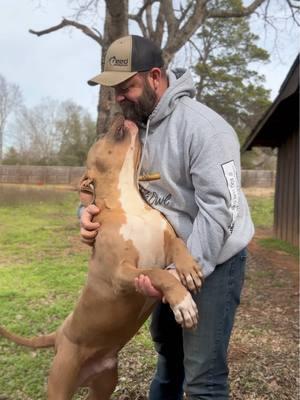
88, 35, 164, 87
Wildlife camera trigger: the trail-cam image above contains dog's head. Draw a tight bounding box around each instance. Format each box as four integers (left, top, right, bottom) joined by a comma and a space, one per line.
80, 114, 141, 198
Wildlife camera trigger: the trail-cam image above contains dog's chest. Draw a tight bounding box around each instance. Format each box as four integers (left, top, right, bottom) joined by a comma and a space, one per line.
119, 208, 168, 268
117, 142, 169, 268
119, 209, 167, 268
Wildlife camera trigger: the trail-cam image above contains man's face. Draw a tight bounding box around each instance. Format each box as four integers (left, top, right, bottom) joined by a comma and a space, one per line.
114, 73, 158, 124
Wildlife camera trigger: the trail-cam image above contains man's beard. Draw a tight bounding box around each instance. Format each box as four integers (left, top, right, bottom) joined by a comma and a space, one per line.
119, 79, 157, 124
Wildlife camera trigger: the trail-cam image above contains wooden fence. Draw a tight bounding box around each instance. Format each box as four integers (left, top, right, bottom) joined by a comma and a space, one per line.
0, 165, 276, 188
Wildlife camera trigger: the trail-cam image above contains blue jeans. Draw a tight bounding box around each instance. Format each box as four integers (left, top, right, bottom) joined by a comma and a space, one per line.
149, 248, 247, 400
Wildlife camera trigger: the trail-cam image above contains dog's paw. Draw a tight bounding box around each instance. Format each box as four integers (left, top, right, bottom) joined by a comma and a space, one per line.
177, 263, 204, 293
171, 293, 198, 329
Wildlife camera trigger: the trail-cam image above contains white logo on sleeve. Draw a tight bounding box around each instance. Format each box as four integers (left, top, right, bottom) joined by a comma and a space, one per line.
221, 161, 240, 233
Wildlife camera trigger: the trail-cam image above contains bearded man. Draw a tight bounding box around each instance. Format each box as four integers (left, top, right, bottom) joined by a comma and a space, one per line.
80, 35, 254, 400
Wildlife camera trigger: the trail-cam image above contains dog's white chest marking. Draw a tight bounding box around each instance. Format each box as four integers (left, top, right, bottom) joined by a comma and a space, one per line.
118, 137, 167, 268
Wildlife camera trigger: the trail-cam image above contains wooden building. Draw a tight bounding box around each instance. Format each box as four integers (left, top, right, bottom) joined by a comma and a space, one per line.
242, 55, 299, 246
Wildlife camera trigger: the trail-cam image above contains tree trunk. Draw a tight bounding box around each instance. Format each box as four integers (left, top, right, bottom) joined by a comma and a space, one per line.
96, 0, 129, 136
0, 129, 3, 163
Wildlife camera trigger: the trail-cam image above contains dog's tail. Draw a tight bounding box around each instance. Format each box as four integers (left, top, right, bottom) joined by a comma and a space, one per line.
0, 326, 56, 349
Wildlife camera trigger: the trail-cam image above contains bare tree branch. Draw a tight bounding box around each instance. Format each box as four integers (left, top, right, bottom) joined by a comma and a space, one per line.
145, 2, 154, 37
130, 0, 157, 21
129, 0, 158, 38
162, 0, 207, 63
161, 0, 178, 39
68, 0, 101, 20
129, 11, 148, 37
29, 18, 103, 45
207, 0, 266, 18
151, 1, 165, 46
178, 1, 194, 24
286, 0, 300, 25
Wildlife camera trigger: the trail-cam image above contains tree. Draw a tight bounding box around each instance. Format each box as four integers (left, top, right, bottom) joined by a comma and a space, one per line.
193, 2, 276, 168
193, 0, 272, 142
9, 98, 96, 166
57, 101, 97, 165
0, 75, 22, 163
11, 98, 64, 165
2, 147, 20, 165
29, 0, 299, 135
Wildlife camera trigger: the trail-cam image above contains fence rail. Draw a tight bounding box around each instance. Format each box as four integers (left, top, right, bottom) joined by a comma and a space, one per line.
0, 165, 276, 188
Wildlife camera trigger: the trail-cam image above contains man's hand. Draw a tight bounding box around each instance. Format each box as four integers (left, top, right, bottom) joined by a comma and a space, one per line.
80, 204, 100, 246
134, 269, 181, 303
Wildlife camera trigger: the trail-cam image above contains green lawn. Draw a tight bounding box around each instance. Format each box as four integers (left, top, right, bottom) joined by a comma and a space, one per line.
247, 194, 299, 259
0, 186, 297, 399
247, 195, 274, 228
0, 188, 89, 398
0, 186, 154, 399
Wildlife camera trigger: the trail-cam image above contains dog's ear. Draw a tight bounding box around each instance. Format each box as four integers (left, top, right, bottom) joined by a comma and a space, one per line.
78, 174, 95, 206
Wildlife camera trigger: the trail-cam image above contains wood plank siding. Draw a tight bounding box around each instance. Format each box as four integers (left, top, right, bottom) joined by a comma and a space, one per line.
243, 54, 299, 247
275, 128, 299, 246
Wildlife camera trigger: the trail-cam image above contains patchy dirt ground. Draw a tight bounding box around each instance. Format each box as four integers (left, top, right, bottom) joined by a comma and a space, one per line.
112, 229, 299, 400
228, 230, 299, 400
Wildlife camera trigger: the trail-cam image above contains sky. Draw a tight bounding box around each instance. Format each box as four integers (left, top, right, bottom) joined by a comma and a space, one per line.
0, 0, 299, 122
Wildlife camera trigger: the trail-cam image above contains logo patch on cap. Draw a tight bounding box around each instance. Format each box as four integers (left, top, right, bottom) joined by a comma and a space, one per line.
109, 56, 129, 67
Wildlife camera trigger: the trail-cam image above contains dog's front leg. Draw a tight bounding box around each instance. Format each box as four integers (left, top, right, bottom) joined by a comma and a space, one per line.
168, 237, 204, 293
114, 261, 198, 329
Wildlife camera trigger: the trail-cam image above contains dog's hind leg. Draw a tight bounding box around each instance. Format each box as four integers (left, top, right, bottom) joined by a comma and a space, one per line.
47, 338, 81, 400
87, 364, 118, 400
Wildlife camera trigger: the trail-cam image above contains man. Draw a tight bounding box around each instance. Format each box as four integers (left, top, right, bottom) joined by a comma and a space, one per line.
80, 35, 254, 400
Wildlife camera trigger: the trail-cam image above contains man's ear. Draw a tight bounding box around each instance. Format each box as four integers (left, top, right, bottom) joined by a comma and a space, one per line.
148, 68, 162, 90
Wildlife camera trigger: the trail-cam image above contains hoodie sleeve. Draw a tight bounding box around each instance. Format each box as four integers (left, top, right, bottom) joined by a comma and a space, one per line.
186, 131, 241, 277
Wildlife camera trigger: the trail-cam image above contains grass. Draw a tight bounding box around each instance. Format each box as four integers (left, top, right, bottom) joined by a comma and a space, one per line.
258, 237, 299, 259
247, 194, 299, 259
0, 187, 89, 399
247, 195, 274, 228
0, 185, 154, 400
0, 186, 298, 399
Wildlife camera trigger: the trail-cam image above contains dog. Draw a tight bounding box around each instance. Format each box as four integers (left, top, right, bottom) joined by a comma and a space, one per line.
0, 114, 203, 399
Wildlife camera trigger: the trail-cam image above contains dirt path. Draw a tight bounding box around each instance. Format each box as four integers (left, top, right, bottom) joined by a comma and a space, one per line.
229, 230, 299, 399
115, 230, 299, 399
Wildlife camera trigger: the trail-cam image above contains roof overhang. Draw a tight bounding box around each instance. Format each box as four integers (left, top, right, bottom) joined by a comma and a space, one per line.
242, 54, 299, 152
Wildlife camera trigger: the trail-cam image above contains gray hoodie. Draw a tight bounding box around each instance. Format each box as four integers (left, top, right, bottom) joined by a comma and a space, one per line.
138, 69, 254, 277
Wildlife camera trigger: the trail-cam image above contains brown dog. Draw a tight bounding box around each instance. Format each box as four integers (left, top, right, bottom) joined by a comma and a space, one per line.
0, 115, 203, 399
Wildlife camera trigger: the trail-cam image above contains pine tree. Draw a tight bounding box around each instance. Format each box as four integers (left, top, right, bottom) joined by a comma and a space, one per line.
57, 102, 97, 166
194, 0, 272, 151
